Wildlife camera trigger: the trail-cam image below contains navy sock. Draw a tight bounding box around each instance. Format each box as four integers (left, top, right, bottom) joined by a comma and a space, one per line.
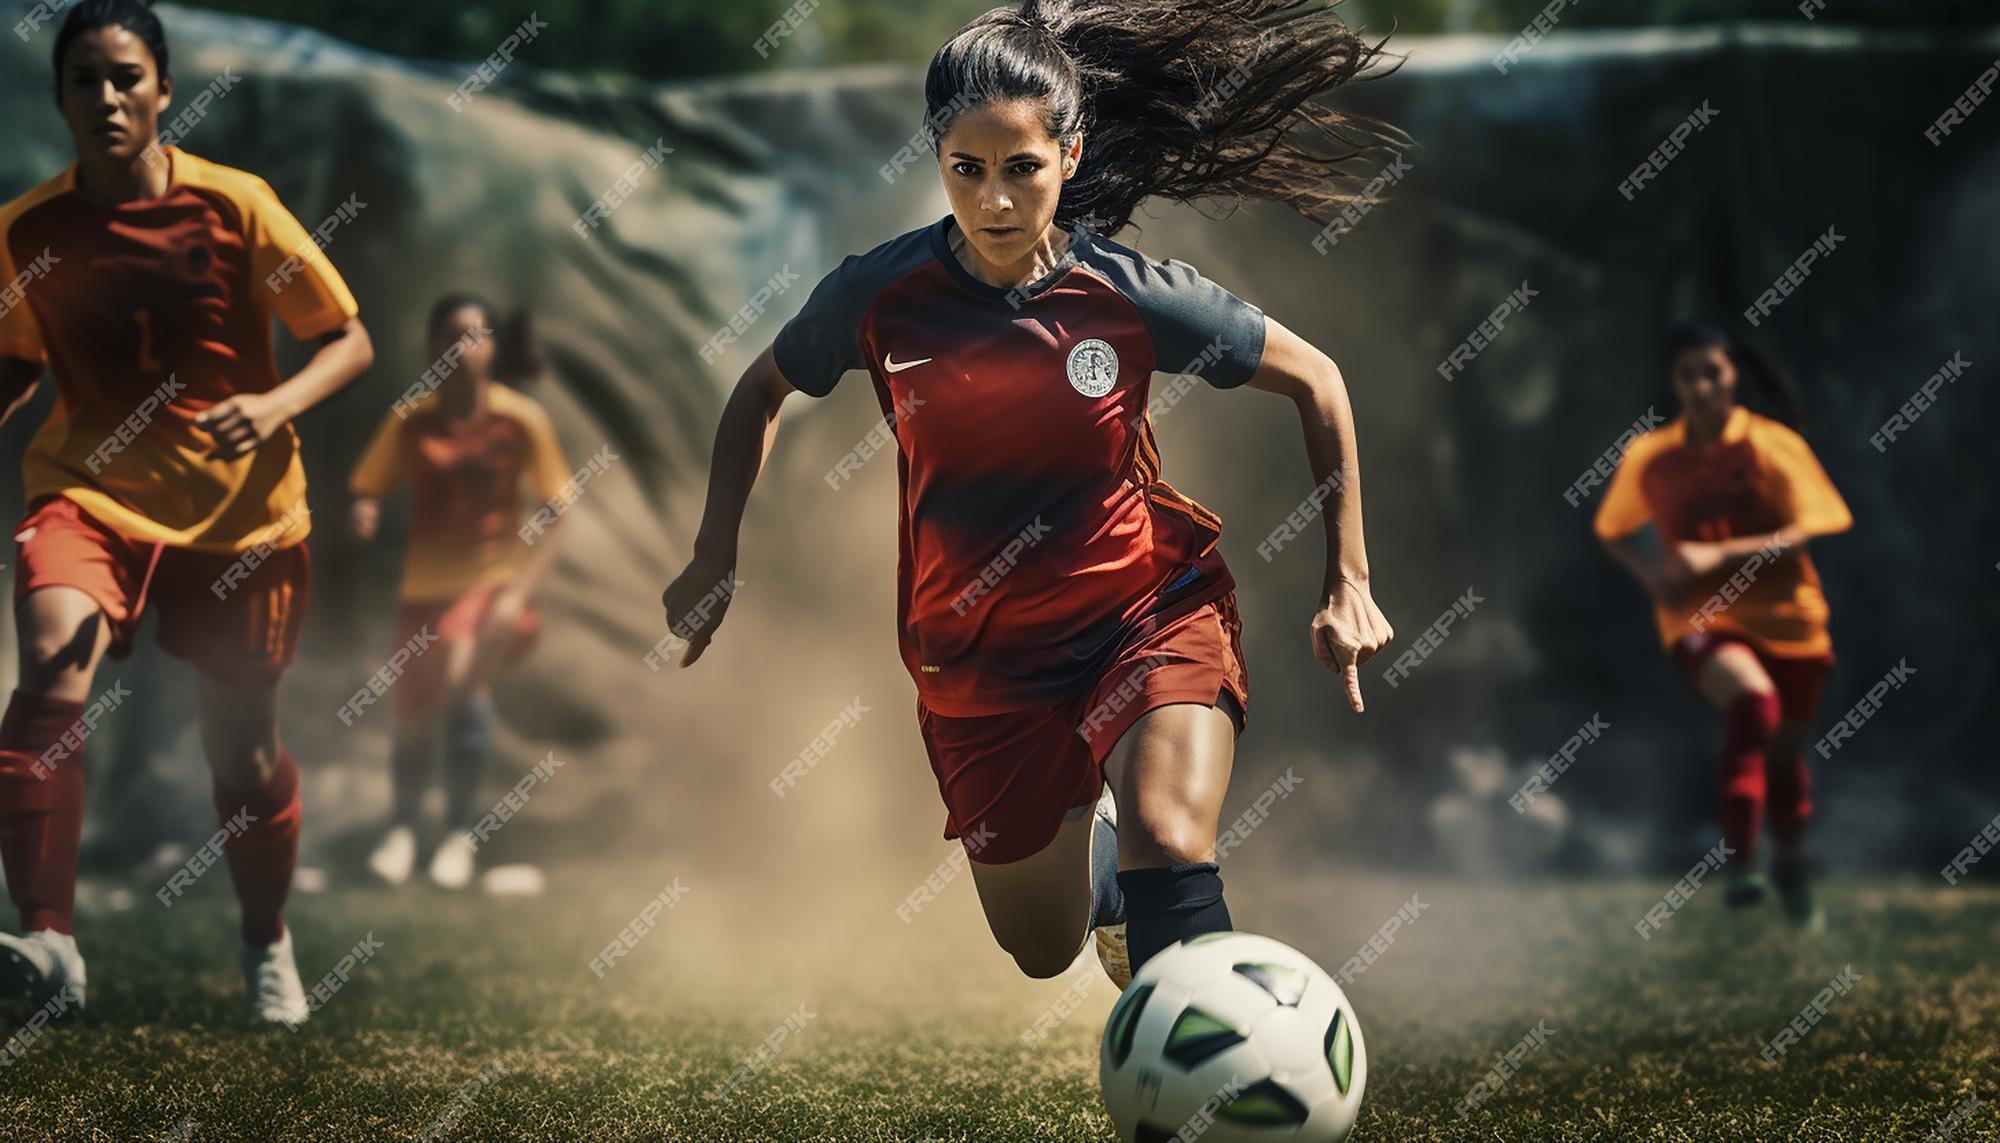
442, 692, 498, 829
1117, 861, 1233, 970
1090, 805, 1124, 929
389, 728, 435, 826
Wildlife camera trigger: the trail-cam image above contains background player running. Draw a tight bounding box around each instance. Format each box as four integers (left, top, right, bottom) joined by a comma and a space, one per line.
1596, 322, 1851, 929
661, 0, 1397, 987
350, 295, 569, 891
0, 0, 375, 1022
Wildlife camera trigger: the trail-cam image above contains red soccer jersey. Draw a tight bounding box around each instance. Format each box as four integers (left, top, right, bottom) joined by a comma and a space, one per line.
774, 217, 1268, 716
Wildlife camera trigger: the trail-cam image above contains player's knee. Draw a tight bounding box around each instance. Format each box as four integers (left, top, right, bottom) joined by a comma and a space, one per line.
1729, 689, 1781, 744
1123, 810, 1217, 868
207, 738, 280, 789
17, 623, 100, 686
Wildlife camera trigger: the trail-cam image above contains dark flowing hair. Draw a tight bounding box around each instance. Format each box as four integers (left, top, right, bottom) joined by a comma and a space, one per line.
1662, 321, 1806, 429
53, 0, 170, 102
428, 293, 542, 386
922, 0, 1404, 235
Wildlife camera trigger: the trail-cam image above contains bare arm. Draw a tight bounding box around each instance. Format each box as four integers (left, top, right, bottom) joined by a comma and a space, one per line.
1616, 519, 1844, 593
1686, 520, 1840, 565
199, 316, 375, 459
1602, 525, 1676, 603
509, 513, 564, 599
659, 345, 795, 667
483, 511, 567, 640
1242, 317, 1394, 713
0, 357, 43, 429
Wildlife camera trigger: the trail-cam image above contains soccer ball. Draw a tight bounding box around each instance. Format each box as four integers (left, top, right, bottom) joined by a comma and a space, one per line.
1100, 932, 1366, 1142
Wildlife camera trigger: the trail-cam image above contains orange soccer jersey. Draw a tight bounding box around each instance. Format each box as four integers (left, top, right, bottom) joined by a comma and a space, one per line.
0, 147, 359, 553
349, 385, 571, 602
1594, 405, 1852, 659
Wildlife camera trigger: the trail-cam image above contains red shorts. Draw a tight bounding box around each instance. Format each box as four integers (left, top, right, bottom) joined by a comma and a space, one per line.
1670, 630, 1830, 722
390, 581, 539, 716
11, 495, 308, 682
918, 593, 1250, 865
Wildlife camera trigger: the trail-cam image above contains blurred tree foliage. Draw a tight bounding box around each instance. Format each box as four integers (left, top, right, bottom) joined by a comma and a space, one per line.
173, 0, 1995, 82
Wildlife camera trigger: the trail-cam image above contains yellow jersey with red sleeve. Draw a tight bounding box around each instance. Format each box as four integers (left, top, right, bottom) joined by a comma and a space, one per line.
0, 147, 359, 553
349, 385, 571, 602
1594, 405, 1852, 659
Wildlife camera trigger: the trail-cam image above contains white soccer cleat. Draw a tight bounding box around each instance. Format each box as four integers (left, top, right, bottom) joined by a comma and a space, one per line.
1095, 924, 1132, 991
1091, 783, 1132, 990
243, 929, 310, 1027
0, 929, 86, 1014
367, 825, 417, 886
427, 830, 478, 891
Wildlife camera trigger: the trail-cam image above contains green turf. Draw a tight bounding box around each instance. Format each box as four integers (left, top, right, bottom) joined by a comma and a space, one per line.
1, 871, 1994, 1141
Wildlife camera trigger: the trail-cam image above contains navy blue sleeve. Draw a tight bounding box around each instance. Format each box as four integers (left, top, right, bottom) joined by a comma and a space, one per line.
771, 256, 865, 399
771, 225, 939, 398
1084, 239, 1268, 388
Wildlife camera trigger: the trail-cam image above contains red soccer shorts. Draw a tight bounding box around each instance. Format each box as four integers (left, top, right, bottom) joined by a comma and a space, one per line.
1671, 630, 1831, 723
918, 593, 1250, 866
388, 581, 540, 717
12, 496, 308, 682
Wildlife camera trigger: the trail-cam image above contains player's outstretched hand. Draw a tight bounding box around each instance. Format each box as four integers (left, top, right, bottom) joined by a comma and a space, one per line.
1311, 579, 1393, 714
197, 392, 291, 459
659, 557, 738, 668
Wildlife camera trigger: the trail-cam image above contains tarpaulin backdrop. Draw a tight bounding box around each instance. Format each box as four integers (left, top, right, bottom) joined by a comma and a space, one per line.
0, 5, 1993, 876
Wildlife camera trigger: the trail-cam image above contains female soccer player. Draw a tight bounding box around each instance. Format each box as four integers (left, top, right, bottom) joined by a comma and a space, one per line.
1596, 323, 1851, 928
0, 0, 375, 1021
661, 0, 1397, 986
349, 296, 569, 891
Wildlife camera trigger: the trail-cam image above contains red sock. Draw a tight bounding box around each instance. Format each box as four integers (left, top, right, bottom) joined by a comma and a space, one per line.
212, 749, 302, 946
1765, 751, 1813, 857
0, 690, 89, 935
1718, 691, 1780, 864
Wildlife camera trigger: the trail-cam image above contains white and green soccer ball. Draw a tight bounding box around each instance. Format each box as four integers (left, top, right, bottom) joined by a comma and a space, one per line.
1100, 932, 1366, 1143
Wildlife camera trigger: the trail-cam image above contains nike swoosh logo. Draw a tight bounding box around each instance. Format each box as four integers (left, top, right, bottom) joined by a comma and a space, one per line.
884, 354, 932, 374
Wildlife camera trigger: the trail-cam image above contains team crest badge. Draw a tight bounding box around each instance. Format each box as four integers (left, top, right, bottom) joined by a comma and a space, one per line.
1065, 338, 1118, 398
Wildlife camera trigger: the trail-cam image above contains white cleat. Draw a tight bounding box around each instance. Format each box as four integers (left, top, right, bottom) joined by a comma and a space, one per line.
0, 930, 86, 1014
244, 929, 310, 1027
427, 830, 478, 891
367, 825, 417, 886
1095, 924, 1132, 991
1091, 784, 1132, 990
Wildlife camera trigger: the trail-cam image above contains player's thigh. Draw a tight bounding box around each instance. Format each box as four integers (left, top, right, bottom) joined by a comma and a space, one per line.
194, 668, 282, 789
968, 809, 1095, 977
1102, 701, 1237, 869
440, 589, 530, 694
1693, 641, 1777, 711
14, 586, 114, 699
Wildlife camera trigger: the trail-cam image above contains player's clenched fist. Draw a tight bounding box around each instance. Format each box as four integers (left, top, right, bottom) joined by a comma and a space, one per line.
659, 556, 738, 668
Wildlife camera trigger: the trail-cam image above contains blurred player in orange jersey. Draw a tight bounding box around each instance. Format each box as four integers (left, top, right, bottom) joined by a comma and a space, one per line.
349, 296, 569, 892
0, 0, 375, 1022
1596, 323, 1851, 930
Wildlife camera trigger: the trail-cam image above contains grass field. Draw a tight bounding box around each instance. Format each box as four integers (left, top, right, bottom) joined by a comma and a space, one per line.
2, 865, 1995, 1141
